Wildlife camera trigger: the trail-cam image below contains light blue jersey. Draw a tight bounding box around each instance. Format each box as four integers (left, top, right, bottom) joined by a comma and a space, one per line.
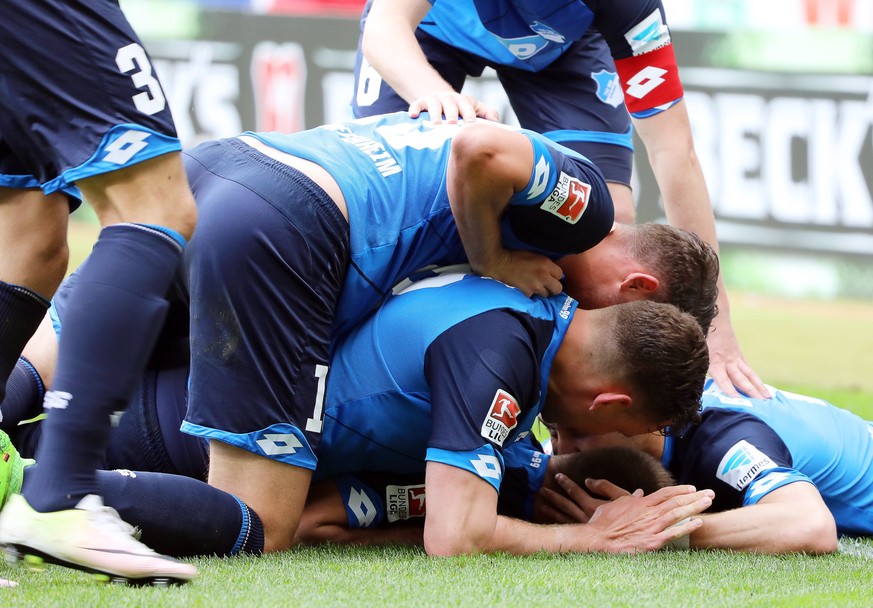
669, 379, 873, 536
315, 273, 576, 492
247, 112, 610, 337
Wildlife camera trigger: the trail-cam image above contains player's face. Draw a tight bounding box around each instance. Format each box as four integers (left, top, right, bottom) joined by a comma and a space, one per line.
551, 427, 639, 455
558, 225, 626, 309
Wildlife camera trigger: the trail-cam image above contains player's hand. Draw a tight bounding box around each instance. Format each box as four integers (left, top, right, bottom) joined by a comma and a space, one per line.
408, 92, 500, 123
537, 475, 631, 524
706, 319, 769, 399
582, 485, 713, 553
480, 249, 563, 298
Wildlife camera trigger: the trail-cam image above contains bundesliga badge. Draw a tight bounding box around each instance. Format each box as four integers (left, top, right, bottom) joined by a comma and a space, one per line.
385, 484, 427, 522
540, 171, 591, 224
480, 389, 521, 447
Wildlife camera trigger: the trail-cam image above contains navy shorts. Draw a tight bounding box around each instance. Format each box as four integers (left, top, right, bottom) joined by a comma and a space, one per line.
179, 138, 350, 471
0, 0, 181, 196
352, 18, 633, 185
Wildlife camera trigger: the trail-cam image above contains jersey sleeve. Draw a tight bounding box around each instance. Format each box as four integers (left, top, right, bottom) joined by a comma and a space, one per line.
590, 0, 684, 117
497, 436, 550, 521
501, 132, 614, 257
423, 309, 549, 492
673, 409, 813, 511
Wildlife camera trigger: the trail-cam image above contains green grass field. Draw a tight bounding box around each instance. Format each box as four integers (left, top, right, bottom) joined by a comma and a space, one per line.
3, 219, 871, 605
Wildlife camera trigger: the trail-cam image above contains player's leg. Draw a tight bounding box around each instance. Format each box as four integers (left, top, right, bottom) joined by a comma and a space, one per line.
0, 188, 68, 408
496, 31, 637, 223
0, 0, 196, 583
181, 137, 349, 551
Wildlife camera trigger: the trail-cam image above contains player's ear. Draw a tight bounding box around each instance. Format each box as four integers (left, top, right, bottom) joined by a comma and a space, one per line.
619, 273, 659, 297
590, 392, 632, 411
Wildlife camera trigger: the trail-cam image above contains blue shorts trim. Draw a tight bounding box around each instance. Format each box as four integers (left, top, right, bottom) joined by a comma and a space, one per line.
544, 127, 634, 151
42, 125, 181, 195
180, 421, 318, 471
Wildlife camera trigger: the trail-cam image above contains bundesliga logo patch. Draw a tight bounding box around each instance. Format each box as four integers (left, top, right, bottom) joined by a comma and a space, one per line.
540, 171, 591, 224
385, 484, 427, 522
481, 389, 521, 447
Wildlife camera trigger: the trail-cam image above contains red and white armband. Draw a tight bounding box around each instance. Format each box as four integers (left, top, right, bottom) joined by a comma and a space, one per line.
614, 43, 684, 115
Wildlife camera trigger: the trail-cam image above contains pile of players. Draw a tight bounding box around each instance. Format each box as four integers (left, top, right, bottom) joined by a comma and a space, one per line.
1, 0, 866, 587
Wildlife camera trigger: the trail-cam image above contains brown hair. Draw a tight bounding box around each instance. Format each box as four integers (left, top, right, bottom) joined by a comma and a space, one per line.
600, 300, 708, 433
628, 223, 720, 334
550, 446, 675, 495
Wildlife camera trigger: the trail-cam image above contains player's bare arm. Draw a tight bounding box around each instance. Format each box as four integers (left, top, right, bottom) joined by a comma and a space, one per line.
447, 123, 563, 297
632, 102, 767, 399
362, 0, 498, 123
423, 462, 712, 556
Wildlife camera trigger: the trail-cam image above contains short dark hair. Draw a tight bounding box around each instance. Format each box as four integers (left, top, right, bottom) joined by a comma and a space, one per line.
604, 300, 708, 432
551, 446, 675, 495
628, 223, 720, 334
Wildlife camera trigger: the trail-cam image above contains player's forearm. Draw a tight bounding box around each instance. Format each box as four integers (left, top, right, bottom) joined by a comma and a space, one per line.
361, 1, 452, 103
690, 506, 838, 554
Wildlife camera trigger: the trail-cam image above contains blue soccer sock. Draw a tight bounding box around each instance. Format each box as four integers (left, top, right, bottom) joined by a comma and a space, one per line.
0, 357, 45, 434
92, 469, 265, 557
22, 223, 184, 513
0, 282, 49, 405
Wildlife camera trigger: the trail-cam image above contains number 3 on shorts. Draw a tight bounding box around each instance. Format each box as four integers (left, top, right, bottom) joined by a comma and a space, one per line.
115, 42, 166, 116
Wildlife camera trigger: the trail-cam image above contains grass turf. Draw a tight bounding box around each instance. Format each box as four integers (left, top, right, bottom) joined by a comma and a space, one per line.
3, 541, 873, 606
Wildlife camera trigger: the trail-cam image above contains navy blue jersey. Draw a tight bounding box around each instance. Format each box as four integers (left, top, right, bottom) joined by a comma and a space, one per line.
316, 273, 575, 492
665, 379, 873, 536
245, 112, 611, 336
0, 0, 180, 198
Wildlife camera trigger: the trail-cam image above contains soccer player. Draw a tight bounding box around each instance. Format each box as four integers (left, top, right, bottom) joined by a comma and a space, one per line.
3, 271, 714, 557
547, 378, 873, 554
352, 0, 767, 400
0, 0, 197, 584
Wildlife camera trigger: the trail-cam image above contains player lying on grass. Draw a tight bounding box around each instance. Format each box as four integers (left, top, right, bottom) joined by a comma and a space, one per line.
2, 272, 713, 557
546, 378, 873, 554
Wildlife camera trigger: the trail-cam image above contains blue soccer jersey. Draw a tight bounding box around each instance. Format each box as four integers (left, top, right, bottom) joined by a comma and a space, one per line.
419, 0, 683, 116
245, 112, 611, 337
315, 272, 576, 492
665, 378, 873, 536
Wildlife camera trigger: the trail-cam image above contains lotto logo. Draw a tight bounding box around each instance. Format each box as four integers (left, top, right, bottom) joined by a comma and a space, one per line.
480, 389, 521, 446
625, 66, 667, 99
540, 171, 591, 224
256, 433, 303, 455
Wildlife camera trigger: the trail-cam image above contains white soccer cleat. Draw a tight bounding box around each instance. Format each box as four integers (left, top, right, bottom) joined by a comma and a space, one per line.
0, 493, 197, 585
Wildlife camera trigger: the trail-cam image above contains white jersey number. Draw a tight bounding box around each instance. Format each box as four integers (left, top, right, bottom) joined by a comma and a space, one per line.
116, 43, 166, 116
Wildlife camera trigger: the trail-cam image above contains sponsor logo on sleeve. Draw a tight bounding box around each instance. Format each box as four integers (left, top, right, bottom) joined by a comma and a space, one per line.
385, 484, 427, 523
540, 171, 591, 224
481, 389, 521, 446
347, 487, 378, 528
747, 471, 793, 499
624, 9, 671, 55
471, 454, 502, 480
716, 440, 777, 490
